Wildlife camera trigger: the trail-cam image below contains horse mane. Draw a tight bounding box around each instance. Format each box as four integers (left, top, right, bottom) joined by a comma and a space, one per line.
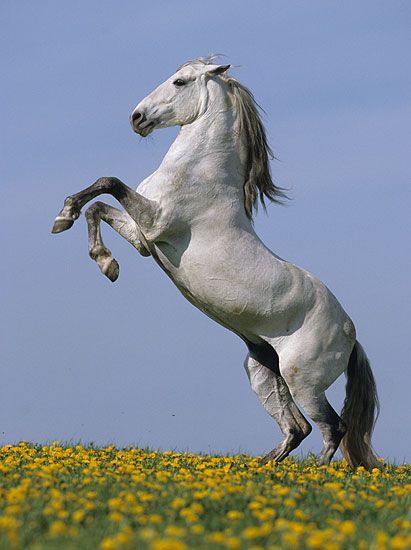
179, 57, 288, 219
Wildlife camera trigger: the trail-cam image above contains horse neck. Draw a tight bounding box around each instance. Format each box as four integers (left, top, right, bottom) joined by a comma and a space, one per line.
160, 89, 246, 197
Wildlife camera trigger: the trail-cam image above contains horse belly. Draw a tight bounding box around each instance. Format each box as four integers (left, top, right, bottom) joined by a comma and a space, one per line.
167, 252, 309, 338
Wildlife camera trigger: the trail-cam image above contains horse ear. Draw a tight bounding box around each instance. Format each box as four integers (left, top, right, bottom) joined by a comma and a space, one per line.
206, 64, 230, 77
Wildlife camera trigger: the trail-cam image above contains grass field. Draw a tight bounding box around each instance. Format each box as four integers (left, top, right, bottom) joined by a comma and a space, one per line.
0, 443, 409, 549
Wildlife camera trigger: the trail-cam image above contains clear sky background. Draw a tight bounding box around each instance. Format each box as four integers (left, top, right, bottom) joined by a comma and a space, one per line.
1, 1, 410, 462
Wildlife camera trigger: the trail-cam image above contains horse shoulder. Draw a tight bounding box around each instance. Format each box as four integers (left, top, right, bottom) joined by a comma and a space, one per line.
135, 171, 183, 242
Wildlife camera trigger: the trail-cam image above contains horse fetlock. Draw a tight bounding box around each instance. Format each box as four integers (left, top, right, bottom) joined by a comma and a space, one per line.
300, 422, 313, 438
89, 244, 109, 261
286, 426, 310, 446
261, 425, 311, 465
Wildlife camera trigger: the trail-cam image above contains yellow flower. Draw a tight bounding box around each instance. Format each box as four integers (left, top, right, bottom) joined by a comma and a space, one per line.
323, 482, 343, 491
151, 540, 188, 550
243, 526, 263, 540
294, 509, 308, 520
116, 529, 133, 544
108, 511, 123, 522
339, 520, 356, 536
179, 508, 198, 522
101, 537, 117, 550
283, 498, 296, 507
4, 505, 22, 516
282, 532, 300, 549
227, 510, 245, 521
164, 525, 187, 537
190, 502, 203, 514
252, 508, 276, 521
209, 532, 226, 544
140, 528, 156, 540
224, 537, 241, 549
148, 514, 162, 524
0, 516, 19, 530
390, 535, 411, 549
48, 520, 67, 537
190, 524, 204, 535
108, 497, 123, 509
170, 498, 185, 509
306, 529, 333, 548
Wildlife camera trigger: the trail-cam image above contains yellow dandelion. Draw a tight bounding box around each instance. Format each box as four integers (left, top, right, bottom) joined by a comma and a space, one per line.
224, 537, 241, 549
227, 510, 245, 521
282, 532, 300, 549
101, 537, 117, 550
151, 539, 188, 550
170, 498, 185, 509
48, 520, 67, 538
164, 525, 187, 537
108, 511, 123, 522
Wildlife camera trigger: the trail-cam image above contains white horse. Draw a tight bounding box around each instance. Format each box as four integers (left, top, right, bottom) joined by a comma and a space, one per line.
52, 58, 379, 469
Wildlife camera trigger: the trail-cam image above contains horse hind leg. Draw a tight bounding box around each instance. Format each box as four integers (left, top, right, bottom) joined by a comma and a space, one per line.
286, 385, 346, 466
244, 342, 312, 464
314, 397, 346, 466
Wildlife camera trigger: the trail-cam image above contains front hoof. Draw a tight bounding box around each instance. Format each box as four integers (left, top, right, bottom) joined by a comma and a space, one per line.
52, 217, 75, 233
101, 257, 119, 282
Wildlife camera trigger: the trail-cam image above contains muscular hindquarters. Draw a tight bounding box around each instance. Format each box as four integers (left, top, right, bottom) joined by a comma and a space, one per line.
273, 294, 356, 399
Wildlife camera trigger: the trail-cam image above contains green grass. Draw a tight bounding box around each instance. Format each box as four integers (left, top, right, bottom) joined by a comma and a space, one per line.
0, 443, 409, 549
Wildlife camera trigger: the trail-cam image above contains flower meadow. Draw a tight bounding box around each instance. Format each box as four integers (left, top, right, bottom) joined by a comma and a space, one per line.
0, 443, 409, 550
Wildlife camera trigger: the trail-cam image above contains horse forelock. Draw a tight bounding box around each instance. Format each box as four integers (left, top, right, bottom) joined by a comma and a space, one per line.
178, 57, 288, 219
177, 55, 217, 71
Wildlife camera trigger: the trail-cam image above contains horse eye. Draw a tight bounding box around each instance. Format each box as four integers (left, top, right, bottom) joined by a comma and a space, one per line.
173, 79, 186, 87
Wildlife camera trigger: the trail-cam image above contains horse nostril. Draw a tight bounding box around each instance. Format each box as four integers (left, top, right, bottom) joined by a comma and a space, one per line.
131, 111, 145, 125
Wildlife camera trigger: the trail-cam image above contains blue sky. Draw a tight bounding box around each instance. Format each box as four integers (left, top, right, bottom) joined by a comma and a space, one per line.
1, 1, 410, 461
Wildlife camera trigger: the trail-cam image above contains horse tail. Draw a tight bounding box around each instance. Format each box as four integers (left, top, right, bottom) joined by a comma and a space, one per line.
340, 340, 380, 470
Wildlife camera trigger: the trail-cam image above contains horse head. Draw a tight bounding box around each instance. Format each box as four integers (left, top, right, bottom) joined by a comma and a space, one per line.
130, 61, 230, 136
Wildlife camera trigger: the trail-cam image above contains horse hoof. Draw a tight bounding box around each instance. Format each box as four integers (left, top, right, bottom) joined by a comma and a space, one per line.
101, 257, 119, 282
52, 217, 74, 234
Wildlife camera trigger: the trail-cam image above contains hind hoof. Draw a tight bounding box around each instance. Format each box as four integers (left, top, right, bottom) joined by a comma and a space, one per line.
101, 257, 119, 282
52, 217, 75, 234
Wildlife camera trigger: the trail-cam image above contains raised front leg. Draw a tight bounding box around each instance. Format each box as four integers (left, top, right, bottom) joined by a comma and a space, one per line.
85, 202, 150, 282
52, 177, 158, 235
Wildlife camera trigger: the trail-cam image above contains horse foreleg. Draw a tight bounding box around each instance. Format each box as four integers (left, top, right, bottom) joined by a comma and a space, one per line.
52, 176, 157, 234
84, 202, 150, 282
244, 352, 312, 464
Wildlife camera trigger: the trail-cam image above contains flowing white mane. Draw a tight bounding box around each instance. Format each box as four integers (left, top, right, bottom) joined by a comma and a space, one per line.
179, 57, 288, 219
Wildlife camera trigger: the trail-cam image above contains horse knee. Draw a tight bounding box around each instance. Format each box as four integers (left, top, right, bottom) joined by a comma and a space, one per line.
85, 201, 104, 221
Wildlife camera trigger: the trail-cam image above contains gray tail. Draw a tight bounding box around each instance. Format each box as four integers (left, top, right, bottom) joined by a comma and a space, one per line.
340, 341, 380, 470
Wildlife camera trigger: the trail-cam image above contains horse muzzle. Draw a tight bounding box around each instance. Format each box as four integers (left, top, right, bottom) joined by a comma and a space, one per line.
130, 110, 156, 137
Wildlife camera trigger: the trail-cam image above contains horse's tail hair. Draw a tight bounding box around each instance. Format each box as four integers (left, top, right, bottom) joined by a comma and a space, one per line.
340, 340, 380, 470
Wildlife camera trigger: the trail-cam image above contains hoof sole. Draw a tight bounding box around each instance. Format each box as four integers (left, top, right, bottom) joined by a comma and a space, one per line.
52, 217, 74, 234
